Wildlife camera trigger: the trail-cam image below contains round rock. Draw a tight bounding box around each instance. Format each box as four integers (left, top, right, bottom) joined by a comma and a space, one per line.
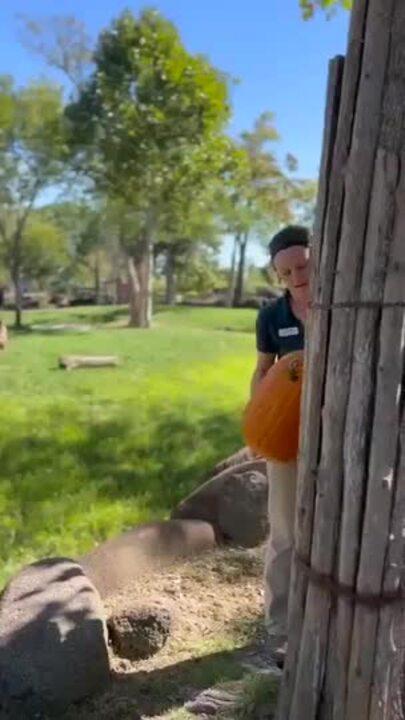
0, 557, 110, 717
108, 606, 172, 660
218, 470, 269, 547
212, 446, 256, 475
172, 460, 268, 547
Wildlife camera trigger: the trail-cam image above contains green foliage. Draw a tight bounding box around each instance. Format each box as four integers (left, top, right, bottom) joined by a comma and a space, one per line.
0, 76, 68, 323
289, 178, 318, 228
176, 248, 223, 295
20, 215, 68, 281
231, 673, 279, 720
0, 305, 256, 587
66, 9, 232, 324
42, 200, 125, 295
219, 112, 300, 306
241, 112, 293, 232
0, 77, 67, 181
220, 113, 291, 241
68, 9, 230, 204
300, 0, 352, 19
18, 14, 93, 89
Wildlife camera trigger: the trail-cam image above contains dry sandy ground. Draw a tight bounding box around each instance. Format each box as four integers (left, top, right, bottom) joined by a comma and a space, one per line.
64, 546, 271, 720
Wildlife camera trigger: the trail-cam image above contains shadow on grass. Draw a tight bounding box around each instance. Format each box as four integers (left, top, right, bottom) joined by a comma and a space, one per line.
65, 307, 129, 325
68, 645, 247, 719
0, 409, 240, 507
0, 406, 243, 581
5, 307, 129, 331
6, 324, 34, 335
117, 647, 245, 716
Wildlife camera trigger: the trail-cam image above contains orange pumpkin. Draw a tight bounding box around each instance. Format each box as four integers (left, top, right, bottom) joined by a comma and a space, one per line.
243, 350, 304, 462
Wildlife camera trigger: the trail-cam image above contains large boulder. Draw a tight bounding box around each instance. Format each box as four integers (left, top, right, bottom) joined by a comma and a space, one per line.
0, 558, 110, 718
80, 519, 217, 599
171, 460, 269, 548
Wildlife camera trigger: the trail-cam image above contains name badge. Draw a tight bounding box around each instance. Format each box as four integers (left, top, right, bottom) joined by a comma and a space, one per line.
278, 327, 299, 338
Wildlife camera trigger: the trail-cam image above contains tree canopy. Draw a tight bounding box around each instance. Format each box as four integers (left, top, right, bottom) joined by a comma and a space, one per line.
0, 76, 68, 324
0, 7, 321, 324
300, 0, 352, 19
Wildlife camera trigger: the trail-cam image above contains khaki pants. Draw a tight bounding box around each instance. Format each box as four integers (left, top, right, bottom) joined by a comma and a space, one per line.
264, 460, 297, 635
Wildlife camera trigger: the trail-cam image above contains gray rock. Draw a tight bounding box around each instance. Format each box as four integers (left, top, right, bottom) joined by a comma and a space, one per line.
80, 519, 217, 599
218, 470, 269, 547
212, 446, 256, 476
108, 605, 171, 660
0, 558, 110, 717
172, 460, 269, 548
185, 684, 242, 716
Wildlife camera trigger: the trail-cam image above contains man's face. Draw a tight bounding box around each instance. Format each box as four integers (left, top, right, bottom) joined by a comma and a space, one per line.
273, 245, 311, 301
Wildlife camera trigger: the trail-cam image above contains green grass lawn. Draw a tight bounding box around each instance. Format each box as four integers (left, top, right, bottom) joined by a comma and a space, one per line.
0, 305, 256, 586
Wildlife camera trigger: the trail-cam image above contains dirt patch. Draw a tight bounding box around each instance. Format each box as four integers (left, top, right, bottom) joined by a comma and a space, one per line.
63, 546, 269, 719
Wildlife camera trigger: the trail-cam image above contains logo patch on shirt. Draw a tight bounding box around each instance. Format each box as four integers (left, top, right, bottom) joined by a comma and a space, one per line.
278, 326, 299, 338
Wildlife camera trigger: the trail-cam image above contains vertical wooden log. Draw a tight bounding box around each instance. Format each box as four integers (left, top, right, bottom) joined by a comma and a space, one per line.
345, 166, 405, 717
278, 0, 369, 713
323, 147, 399, 720
342, 4, 405, 717
312, 56, 345, 272
369, 399, 405, 720
277, 52, 345, 720
277, 0, 405, 718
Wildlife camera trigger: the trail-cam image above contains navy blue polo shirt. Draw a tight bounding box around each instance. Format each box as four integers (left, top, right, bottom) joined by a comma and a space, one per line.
256, 292, 305, 358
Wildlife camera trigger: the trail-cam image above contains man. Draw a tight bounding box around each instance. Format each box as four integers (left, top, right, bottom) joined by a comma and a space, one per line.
250, 225, 311, 660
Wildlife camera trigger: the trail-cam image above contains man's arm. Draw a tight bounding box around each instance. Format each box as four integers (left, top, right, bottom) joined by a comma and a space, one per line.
250, 352, 276, 398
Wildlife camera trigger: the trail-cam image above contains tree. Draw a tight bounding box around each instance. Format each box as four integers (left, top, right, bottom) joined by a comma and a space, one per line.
300, 0, 352, 18
0, 77, 68, 326
221, 113, 294, 307
18, 15, 93, 91
291, 179, 318, 226
158, 200, 221, 305
74, 207, 110, 302
176, 246, 223, 297
44, 200, 116, 300
67, 9, 230, 328
18, 215, 67, 284
0, 212, 68, 305
154, 136, 233, 306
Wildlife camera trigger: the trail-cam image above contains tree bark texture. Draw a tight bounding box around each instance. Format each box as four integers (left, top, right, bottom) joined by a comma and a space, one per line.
233, 231, 248, 307
127, 235, 153, 328
165, 246, 177, 306
277, 2, 405, 718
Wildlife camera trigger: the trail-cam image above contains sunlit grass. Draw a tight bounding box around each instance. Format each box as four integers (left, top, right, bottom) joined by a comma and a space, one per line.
0, 306, 256, 586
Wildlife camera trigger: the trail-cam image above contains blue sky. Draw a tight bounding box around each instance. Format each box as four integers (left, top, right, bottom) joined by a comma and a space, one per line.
0, 0, 349, 264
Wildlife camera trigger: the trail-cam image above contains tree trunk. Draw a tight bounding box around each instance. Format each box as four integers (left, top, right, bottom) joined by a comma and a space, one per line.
233, 232, 248, 307
94, 252, 101, 305
165, 247, 177, 306
127, 255, 142, 326
11, 229, 24, 329
12, 268, 23, 329
127, 235, 153, 328
226, 233, 240, 308
143, 234, 153, 326
277, 2, 405, 719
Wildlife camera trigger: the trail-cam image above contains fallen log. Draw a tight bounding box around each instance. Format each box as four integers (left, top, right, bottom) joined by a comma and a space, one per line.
58, 355, 119, 370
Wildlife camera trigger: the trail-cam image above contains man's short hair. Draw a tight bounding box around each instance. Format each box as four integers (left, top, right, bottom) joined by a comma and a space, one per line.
268, 225, 310, 262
